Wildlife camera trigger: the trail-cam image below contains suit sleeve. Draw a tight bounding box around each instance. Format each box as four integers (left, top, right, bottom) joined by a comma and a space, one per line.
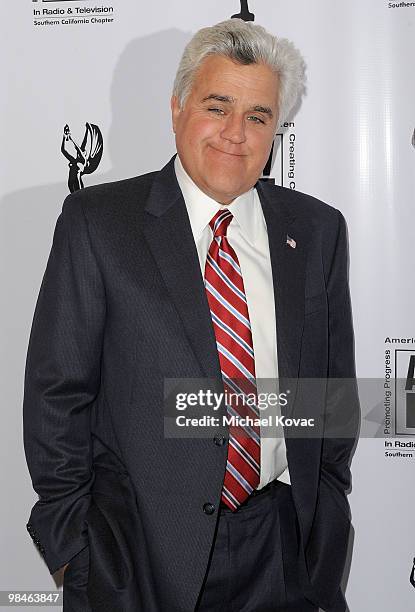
23, 191, 106, 574
303, 209, 360, 608
322, 209, 359, 499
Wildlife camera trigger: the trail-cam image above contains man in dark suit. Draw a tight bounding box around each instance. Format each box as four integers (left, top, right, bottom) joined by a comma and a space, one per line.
23, 18, 359, 612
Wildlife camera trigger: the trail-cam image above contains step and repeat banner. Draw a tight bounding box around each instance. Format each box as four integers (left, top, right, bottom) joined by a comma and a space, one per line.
1, 0, 414, 610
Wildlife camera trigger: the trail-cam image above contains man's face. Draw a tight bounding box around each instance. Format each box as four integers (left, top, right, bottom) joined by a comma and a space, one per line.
171, 55, 279, 204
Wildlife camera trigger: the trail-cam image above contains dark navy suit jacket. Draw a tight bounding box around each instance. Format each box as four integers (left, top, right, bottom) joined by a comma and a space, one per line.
23, 155, 359, 611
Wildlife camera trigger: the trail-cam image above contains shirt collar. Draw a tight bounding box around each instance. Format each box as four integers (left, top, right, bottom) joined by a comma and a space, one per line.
174, 154, 261, 246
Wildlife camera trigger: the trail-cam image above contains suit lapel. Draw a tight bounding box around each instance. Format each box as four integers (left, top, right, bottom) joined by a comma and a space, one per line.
142, 156, 222, 380
256, 180, 306, 384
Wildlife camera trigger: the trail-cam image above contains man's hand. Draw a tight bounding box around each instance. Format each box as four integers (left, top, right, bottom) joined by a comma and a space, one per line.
62, 563, 69, 573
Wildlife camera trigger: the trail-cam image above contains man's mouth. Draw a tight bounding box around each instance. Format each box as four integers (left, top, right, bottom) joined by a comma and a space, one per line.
209, 146, 247, 157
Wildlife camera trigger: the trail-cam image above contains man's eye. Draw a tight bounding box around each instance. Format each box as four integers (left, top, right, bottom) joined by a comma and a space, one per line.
248, 116, 265, 124
208, 107, 225, 114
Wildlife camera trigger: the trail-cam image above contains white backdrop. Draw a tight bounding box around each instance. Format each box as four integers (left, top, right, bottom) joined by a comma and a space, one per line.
1, 1, 415, 610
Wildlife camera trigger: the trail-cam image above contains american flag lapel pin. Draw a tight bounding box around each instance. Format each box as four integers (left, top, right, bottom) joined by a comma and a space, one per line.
286, 235, 296, 249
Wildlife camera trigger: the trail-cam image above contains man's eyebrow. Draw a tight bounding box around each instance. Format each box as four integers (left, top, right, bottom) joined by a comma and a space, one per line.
201, 94, 235, 103
201, 95, 274, 119
250, 105, 273, 119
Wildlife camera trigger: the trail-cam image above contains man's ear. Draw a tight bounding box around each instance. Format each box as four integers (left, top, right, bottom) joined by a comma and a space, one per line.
171, 95, 181, 134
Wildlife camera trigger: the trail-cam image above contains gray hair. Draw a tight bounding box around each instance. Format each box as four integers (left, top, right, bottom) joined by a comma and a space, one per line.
173, 19, 306, 123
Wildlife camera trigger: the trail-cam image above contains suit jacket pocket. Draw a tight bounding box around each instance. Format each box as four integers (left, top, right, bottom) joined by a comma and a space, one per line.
85, 468, 147, 610
304, 291, 327, 316
63, 544, 90, 581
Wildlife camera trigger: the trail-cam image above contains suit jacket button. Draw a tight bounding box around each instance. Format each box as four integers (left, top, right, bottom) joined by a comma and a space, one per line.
213, 435, 227, 446
203, 502, 215, 515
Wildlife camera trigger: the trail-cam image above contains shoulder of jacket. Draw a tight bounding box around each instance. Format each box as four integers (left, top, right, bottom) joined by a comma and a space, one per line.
62, 170, 159, 215
269, 183, 341, 225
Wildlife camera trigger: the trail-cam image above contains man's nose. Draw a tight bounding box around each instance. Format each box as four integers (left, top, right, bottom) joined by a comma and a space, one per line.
220, 113, 247, 144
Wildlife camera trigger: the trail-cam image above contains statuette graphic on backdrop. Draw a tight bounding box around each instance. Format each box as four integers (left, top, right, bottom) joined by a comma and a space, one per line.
60, 123, 103, 192
231, 0, 255, 21
410, 558, 415, 589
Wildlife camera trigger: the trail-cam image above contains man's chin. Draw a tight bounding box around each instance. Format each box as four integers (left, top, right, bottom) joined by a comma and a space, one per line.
203, 182, 250, 204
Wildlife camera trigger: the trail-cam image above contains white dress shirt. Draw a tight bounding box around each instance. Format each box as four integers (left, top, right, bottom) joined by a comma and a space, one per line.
174, 155, 290, 487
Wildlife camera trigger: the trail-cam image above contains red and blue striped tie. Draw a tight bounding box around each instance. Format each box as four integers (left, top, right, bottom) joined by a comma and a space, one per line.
204, 209, 260, 511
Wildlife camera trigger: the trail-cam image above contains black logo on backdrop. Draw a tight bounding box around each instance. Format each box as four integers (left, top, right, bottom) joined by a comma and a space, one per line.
262, 141, 275, 178
61, 123, 103, 192
410, 558, 415, 588
231, 0, 255, 22
405, 355, 415, 428
412, 128, 415, 149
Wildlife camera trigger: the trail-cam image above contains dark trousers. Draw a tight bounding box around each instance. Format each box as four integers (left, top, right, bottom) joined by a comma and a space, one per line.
196, 481, 318, 612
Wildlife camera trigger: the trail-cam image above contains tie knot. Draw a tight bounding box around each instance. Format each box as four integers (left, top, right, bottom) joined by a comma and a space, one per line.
209, 209, 233, 238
